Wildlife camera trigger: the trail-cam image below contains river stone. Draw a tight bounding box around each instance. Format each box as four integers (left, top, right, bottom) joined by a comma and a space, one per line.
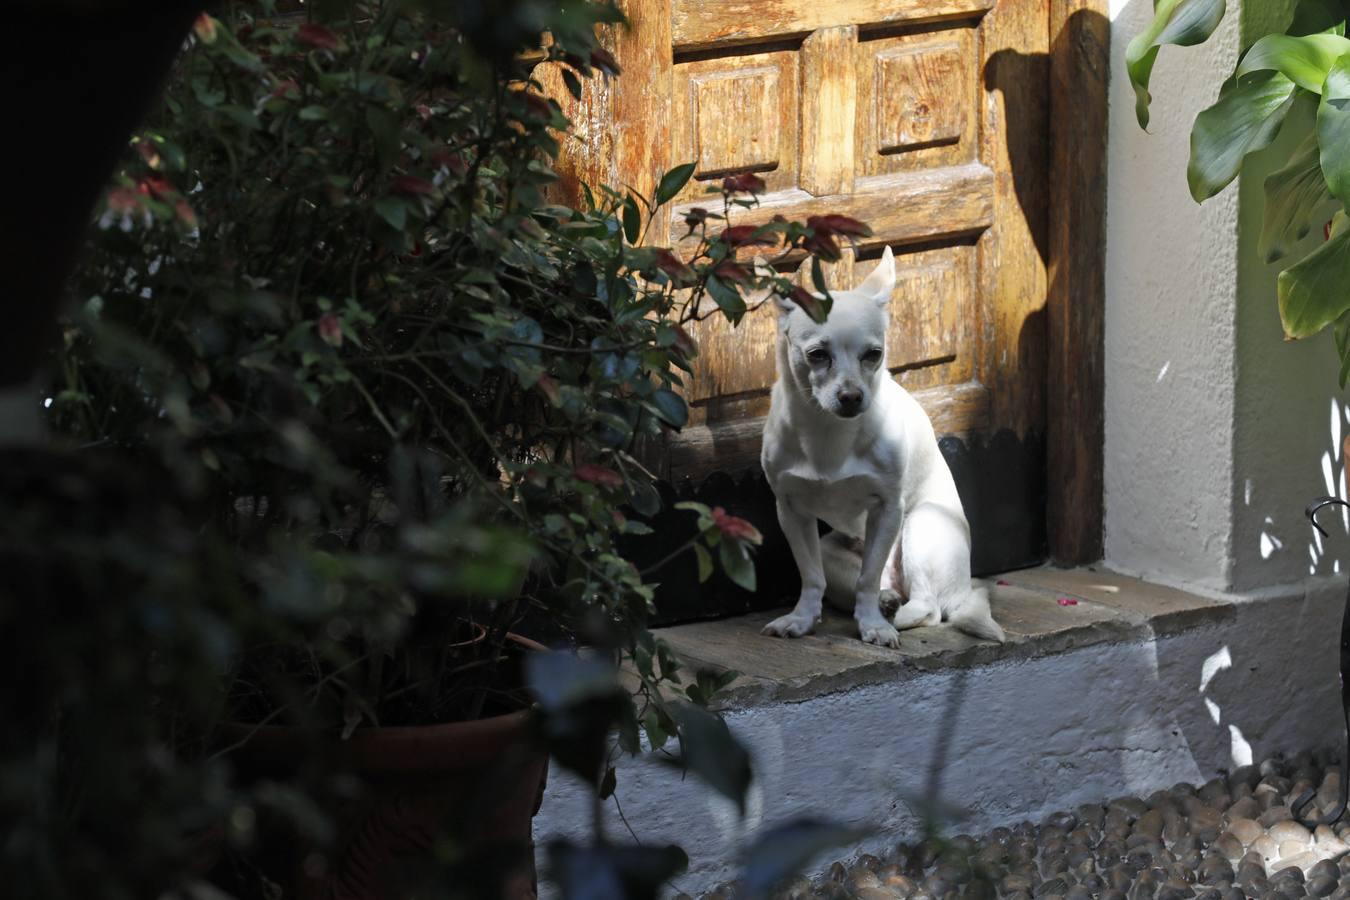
1252, 835, 1282, 863
1192, 807, 1225, 843
1002, 874, 1034, 894
829, 861, 849, 882
1311, 861, 1342, 883
1034, 877, 1069, 898
1046, 811, 1079, 833
1232, 766, 1262, 790
1272, 822, 1314, 848
1272, 859, 1310, 881
1066, 886, 1093, 900
1262, 807, 1297, 828
1215, 833, 1245, 861
1201, 857, 1235, 884
881, 873, 918, 898
1195, 890, 1222, 900
854, 889, 905, 900
1157, 879, 1193, 900
850, 868, 883, 890
1078, 805, 1106, 829
1113, 798, 1151, 819
1316, 826, 1350, 856
1136, 810, 1166, 839
1230, 818, 1265, 846
1107, 866, 1134, 890
1227, 797, 1262, 823
1221, 889, 1244, 900
1241, 862, 1268, 884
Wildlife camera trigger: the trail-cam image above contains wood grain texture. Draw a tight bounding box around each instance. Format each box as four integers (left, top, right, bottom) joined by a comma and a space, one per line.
856, 27, 976, 176
671, 163, 996, 257
537, 0, 673, 243
800, 26, 858, 197
976, 0, 1049, 442
667, 382, 991, 481
671, 49, 800, 203
1046, 0, 1108, 564
671, 0, 995, 51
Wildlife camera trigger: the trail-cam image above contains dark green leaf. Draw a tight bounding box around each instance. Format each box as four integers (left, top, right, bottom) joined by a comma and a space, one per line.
649, 389, 688, 428
662, 703, 754, 814
1278, 217, 1350, 339
740, 819, 876, 897
706, 275, 747, 322
622, 196, 641, 244
1290, 0, 1350, 37
546, 841, 688, 900
373, 196, 407, 230
527, 653, 628, 788
629, 480, 661, 517
1335, 309, 1350, 387
719, 539, 756, 592
656, 162, 697, 205
365, 105, 401, 168
1125, 0, 1228, 129
562, 68, 583, 101
1187, 71, 1298, 201
1319, 52, 1350, 200
693, 543, 713, 583
1260, 129, 1331, 262
1238, 33, 1350, 92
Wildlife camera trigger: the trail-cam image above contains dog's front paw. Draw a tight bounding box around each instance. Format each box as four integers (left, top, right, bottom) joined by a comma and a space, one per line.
858, 619, 900, 649
762, 612, 817, 638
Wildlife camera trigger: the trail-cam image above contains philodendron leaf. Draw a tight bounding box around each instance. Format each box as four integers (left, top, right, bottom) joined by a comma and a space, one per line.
1278, 220, 1350, 340
1318, 52, 1350, 200
739, 818, 875, 897
1237, 33, 1350, 93
546, 841, 688, 900
1188, 71, 1298, 202
1125, 0, 1228, 129
1260, 129, 1331, 262
1334, 309, 1350, 387
661, 702, 754, 815
1290, 0, 1350, 37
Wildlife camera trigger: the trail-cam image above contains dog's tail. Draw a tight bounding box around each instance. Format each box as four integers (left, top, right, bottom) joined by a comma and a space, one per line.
947, 586, 1006, 643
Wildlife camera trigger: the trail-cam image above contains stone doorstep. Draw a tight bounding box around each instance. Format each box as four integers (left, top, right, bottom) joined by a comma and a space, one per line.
651, 565, 1239, 709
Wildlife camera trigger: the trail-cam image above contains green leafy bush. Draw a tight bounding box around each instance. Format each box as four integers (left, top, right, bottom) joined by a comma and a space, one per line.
1128, 0, 1350, 382
24, 0, 871, 894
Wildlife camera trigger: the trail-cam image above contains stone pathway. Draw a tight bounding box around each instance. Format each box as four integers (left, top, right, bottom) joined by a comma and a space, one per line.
697, 752, 1350, 900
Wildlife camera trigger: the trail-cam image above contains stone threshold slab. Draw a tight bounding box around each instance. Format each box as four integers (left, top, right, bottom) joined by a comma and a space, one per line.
652, 565, 1237, 709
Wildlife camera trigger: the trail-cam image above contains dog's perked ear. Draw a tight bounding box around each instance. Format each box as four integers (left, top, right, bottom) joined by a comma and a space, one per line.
856, 245, 896, 308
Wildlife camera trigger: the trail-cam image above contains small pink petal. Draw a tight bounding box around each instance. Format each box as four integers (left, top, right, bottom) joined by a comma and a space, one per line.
996, 579, 1009, 586
1057, 597, 1078, 606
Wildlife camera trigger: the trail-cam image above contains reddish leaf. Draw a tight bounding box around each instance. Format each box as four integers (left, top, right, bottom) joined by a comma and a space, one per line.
430, 150, 468, 177
1057, 597, 1078, 606
536, 374, 562, 406
802, 232, 841, 262
134, 139, 162, 170
721, 173, 766, 195
719, 225, 776, 247
611, 509, 627, 530
590, 47, 621, 75
270, 78, 301, 100
297, 23, 342, 50
390, 175, 436, 196
654, 249, 696, 283
415, 103, 433, 121
713, 261, 750, 284
519, 92, 553, 121
140, 176, 176, 200
317, 313, 343, 348
671, 324, 698, 359
106, 187, 140, 215
996, 579, 1010, 586
712, 507, 763, 545
193, 13, 219, 45
173, 199, 199, 229
807, 214, 872, 238
575, 464, 624, 489
787, 285, 826, 321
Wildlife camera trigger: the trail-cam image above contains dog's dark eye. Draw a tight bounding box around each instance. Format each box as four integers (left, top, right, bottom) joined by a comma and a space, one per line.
861, 347, 883, 365
806, 347, 831, 365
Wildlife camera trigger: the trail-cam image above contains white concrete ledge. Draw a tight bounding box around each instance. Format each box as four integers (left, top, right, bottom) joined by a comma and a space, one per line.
534, 571, 1346, 895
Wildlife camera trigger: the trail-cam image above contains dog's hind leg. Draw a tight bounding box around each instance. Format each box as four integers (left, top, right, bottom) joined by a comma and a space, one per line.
947, 586, 1006, 643
820, 531, 862, 613
891, 595, 940, 630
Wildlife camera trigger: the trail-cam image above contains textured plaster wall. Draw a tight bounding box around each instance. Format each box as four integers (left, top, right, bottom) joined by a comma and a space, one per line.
534, 584, 1343, 895
1229, 1, 1350, 591
1103, 0, 1241, 590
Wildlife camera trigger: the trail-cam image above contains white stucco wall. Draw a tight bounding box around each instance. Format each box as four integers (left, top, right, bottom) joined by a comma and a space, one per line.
1105, 0, 1350, 593
1103, 0, 1241, 591
534, 582, 1344, 895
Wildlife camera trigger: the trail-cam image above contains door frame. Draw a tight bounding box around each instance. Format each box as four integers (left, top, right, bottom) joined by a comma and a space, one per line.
543, 0, 1109, 568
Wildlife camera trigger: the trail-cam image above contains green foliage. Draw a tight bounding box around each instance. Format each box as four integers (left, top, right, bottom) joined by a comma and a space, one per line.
1130, 0, 1350, 385
26, 0, 871, 895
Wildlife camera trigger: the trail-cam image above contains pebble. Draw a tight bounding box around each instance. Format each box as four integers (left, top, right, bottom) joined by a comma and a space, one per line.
1215, 833, 1245, 861
1230, 818, 1265, 846
1262, 806, 1297, 827
1313, 876, 1341, 897
1227, 796, 1262, 822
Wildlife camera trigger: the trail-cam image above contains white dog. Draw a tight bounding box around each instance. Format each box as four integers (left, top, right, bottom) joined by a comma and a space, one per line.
759, 247, 1004, 647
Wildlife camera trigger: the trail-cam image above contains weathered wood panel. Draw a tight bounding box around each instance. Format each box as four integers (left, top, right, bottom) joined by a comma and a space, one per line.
671, 0, 995, 51
1047, 0, 1108, 564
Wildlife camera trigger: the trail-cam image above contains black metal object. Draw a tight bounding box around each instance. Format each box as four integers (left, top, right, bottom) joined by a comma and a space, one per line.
627, 429, 1047, 626
1291, 496, 1350, 827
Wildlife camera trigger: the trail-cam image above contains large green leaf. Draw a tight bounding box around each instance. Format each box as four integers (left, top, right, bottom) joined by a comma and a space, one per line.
1237, 33, 1350, 92
1260, 129, 1331, 262
1334, 308, 1350, 387
1188, 71, 1298, 202
1126, 0, 1228, 129
1278, 221, 1350, 339
1318, 52, 1350, 200
1289, 0, 1350, 37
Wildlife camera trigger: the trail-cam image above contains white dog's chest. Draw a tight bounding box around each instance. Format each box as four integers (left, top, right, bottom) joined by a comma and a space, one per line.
774, 469, 888, 537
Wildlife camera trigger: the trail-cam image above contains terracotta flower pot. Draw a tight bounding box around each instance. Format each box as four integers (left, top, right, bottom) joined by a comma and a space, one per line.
216, 634, 549, 900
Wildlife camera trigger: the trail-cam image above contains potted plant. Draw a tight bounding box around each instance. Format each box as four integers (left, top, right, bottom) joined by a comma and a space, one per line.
44, 1, 870, 896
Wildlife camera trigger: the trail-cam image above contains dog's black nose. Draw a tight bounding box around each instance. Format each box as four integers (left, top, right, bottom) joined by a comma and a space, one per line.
837, 389, 863, 415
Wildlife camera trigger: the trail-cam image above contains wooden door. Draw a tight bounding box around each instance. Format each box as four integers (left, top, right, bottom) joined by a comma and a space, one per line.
544, 0, 1054, 578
